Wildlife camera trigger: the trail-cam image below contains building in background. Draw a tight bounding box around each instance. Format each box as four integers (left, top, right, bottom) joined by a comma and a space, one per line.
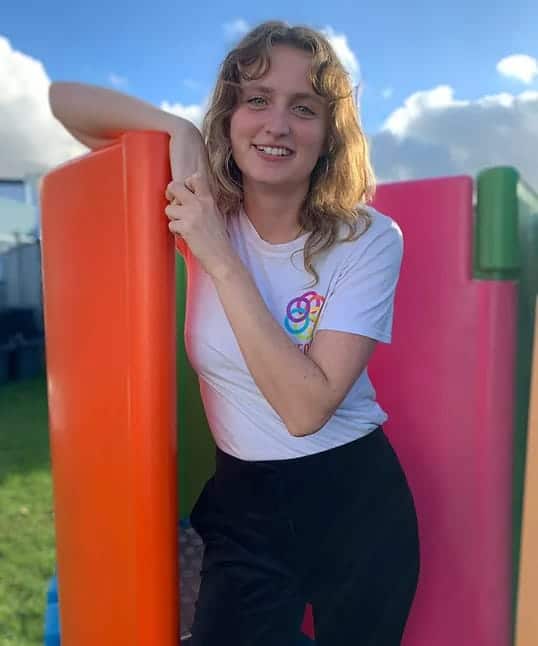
0, 176, 43, 311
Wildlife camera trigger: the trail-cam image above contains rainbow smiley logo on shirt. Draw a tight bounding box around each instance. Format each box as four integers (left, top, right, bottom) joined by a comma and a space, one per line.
284, 290, 325, 353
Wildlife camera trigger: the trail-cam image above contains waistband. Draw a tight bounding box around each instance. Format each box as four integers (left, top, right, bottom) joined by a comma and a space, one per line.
212, 426, 386, 515
215, 425, 384, 474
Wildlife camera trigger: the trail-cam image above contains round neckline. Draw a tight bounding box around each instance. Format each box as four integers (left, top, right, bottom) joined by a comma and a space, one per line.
239, 206, 308, 256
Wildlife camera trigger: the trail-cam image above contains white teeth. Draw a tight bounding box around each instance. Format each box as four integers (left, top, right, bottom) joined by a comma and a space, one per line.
256, 146, 292, 157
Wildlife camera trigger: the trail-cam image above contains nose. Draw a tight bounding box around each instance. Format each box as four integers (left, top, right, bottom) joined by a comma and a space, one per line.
264, 107, 291, 137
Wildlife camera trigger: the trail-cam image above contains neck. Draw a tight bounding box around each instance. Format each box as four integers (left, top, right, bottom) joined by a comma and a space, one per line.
242, 180, 307, 244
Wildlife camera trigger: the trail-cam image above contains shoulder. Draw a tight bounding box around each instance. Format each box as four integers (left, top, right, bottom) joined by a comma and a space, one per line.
334, 206, 403, 268
355, 206, 402, 247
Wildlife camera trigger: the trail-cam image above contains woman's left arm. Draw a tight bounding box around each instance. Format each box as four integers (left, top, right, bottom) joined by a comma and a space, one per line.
212, 260, 377, 437
165, 173, 381, 437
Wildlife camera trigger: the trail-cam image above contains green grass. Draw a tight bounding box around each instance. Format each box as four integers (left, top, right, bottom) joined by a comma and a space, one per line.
0, 377, 56, 646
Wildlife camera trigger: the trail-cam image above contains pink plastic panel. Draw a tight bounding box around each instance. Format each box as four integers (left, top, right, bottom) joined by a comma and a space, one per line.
302, 176, 515, 644
369, 177, 515, 646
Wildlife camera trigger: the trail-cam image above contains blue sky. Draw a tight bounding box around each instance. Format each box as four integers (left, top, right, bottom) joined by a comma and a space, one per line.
4, 0, 538, 131
1, 0, 537, 220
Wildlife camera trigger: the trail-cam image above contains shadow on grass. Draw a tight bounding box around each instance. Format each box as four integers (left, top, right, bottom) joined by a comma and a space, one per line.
0, 376, 51, 487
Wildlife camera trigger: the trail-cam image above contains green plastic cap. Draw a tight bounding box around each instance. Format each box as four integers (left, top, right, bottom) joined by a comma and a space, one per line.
476, 167, 520, 274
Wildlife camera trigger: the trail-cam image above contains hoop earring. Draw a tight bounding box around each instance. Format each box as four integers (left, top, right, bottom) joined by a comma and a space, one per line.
225, 148, 234, 172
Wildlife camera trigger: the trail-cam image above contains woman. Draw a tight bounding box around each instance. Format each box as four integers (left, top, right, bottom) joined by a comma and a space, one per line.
50, 20, 419, 646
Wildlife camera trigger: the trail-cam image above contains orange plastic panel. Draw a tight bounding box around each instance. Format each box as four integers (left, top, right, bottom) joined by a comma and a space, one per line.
41, 132, 178, 645
515, 297, 538, 646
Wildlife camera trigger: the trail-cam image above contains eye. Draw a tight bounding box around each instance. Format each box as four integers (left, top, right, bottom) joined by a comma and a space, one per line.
246, 96, 267, 107
294, 105, 316, 116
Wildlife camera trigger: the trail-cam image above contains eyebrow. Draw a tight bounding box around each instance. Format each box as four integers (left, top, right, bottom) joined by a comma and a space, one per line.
241, 84, 325, 105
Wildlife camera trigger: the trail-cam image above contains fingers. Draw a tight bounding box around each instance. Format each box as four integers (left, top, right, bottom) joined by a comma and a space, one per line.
164, 172, 211, 235
166, 182, 196, 205
168, 219, 182, 236
183, 173, 197, 195
165, 207, 186, 240
164, 203, 183, 227
184, 172, 209, 196
165, 180, 186, 202
165, 181, 177, 202
166, 173, 208, 205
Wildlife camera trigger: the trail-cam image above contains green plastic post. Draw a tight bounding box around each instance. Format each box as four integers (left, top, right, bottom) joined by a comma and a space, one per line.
475, 167, 520, 279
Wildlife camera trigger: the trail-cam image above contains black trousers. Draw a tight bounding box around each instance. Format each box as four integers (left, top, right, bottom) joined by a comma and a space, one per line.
189, 427, 420, 646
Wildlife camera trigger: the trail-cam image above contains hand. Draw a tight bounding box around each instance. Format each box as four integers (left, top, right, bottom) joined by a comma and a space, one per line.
165, 173, 239, 280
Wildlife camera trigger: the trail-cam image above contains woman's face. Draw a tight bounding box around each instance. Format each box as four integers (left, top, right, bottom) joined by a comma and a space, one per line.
229, 44, 329, 196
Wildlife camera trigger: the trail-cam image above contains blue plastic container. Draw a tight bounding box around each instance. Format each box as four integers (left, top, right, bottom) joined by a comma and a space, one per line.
44, 575, 61, 646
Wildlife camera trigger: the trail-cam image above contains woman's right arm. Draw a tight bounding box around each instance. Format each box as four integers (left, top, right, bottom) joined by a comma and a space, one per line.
49, 80, 210, 184
49, 82, 212, 257
49, 81, 187, 147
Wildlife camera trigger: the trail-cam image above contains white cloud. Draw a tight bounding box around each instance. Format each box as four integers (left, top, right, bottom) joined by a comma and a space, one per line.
0, 35, 208, 181
223, 19, 250, 41
160, 99, 207, 128
372, 85, 538, 189
3, 33, 536, 204
0, 35, 87, 179
497, 54, 538, 84
382, 85, 466, 137
322, 26, 360, 86
108, 72, 128, 88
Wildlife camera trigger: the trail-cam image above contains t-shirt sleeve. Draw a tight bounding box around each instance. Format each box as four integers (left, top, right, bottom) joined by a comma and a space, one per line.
315, 220, 404, 343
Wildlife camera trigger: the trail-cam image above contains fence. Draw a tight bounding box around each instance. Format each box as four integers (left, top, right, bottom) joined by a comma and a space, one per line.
0, 239, 45, 383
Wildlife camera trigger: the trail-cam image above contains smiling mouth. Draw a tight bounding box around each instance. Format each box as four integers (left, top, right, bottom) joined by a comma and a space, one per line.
252, 144, 294, 157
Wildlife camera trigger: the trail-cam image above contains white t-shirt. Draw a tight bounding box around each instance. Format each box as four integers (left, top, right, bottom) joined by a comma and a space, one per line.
183, 205, 403, 461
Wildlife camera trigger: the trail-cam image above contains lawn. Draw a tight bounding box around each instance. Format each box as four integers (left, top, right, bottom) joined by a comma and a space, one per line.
0, 377, 56, 646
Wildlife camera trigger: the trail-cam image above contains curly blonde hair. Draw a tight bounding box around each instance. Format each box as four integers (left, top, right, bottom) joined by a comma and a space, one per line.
202, 20, 375, 285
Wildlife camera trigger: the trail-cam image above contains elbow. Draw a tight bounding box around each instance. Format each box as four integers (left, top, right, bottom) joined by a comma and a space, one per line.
286, 409, 333, 438
49, 82, 88, 127
49, 82, 70, 120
